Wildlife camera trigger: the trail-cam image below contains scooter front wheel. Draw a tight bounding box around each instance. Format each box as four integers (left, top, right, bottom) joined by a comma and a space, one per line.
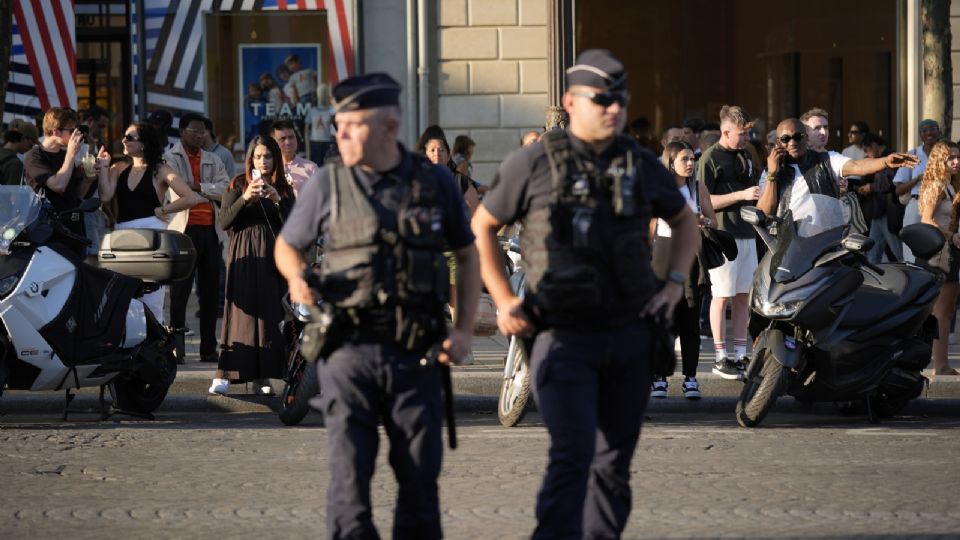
736, 351, 788, 428
278, 341, 319, 426
498, 337, 531, 427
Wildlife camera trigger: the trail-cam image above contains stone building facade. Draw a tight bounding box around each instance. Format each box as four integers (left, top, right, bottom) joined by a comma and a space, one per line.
435, 0, 549, 184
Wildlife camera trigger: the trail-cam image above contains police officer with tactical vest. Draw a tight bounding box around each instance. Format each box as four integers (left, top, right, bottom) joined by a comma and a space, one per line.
472, 50, 698, 539
274, 73, 480, 539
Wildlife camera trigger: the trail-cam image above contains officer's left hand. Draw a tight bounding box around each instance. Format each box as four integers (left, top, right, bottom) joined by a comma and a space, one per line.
640, 282, 683, 321
438, 328, 471, 365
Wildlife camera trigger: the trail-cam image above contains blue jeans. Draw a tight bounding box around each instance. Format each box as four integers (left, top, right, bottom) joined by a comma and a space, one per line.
868, 217, 903, 263
530, 321, 653, 540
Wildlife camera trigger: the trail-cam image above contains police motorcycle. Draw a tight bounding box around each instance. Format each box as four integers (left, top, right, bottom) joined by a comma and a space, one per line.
737, 193, 943, 427
0, 185, 195, 419
497, 233, 531, 427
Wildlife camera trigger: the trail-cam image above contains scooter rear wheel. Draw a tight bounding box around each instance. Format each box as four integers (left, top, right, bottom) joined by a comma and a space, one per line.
736, 351, 788, 428
113, 351, 177, 414
498, 337, 531, 427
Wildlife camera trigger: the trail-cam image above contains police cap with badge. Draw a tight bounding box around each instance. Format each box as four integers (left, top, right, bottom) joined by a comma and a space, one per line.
565, 49, 630, 108
332, 73, 401, 112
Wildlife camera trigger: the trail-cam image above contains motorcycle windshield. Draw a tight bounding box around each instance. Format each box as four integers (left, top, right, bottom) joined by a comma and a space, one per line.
770, 194, 847, 283
0, 186, 42, 255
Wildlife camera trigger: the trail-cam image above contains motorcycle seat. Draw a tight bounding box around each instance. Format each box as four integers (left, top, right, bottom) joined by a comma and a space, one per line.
842, 265, 935, 327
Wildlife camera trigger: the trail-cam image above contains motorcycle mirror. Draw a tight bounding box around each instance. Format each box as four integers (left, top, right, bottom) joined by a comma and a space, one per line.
841, 234, 874, 253
740, 206, 766, 226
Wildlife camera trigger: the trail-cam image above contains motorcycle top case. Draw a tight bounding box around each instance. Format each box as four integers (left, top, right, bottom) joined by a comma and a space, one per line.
98, 228, 196, 284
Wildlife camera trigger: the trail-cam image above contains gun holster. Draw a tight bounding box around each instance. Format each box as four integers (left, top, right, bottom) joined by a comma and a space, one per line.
301, 306, 349, 362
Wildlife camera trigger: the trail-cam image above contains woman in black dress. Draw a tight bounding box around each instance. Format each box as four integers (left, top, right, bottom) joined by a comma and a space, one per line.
209, 136, 294, 395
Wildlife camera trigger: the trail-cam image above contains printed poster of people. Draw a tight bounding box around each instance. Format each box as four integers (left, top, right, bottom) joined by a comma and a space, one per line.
239, 44, 320, 145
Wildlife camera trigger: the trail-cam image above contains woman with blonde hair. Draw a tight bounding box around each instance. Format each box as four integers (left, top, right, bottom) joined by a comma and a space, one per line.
918, 140, 960, 376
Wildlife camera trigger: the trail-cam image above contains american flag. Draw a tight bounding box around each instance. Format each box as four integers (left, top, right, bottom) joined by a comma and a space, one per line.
10, 0, 77, 111
133, 0, 355, 138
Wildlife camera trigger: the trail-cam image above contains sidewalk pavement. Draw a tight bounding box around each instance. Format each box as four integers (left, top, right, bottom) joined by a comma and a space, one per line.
4, 293, 960, 414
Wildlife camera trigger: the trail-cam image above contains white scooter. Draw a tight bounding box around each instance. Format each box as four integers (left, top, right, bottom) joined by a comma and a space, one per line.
0, 186, 195, 419
497, 235, 532, 427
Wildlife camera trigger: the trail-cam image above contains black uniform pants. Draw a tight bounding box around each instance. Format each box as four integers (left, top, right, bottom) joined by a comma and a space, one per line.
530, 321, 652, 540
170, 224, 220, 359
318, 341, 444, 540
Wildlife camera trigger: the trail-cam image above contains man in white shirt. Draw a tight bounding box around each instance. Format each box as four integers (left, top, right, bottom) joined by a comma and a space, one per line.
758, 118, 917, 221
271, 119, 319, 197
893, 119, 942, 262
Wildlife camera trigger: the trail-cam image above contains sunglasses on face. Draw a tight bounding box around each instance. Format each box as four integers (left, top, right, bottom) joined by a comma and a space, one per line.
778, 132, 805, 145
849, 130, 861, 135
571, 90, 630, 108
123, 133, 141, 142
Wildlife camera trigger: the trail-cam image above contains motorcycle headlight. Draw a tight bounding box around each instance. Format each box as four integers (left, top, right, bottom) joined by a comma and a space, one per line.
0, 275, 18, 298
755, 297, 802, 319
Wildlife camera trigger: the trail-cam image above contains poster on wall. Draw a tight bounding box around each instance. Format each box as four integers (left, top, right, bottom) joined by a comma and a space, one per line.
239, 43, 321, 146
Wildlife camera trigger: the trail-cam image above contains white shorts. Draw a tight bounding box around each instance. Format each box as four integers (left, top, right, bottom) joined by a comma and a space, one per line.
708, 237, 758, 297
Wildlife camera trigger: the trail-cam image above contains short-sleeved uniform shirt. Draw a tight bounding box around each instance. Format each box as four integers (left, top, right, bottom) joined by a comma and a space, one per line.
698, 143, 760, 239
281, 145, 475, 256
483, 131, 685, 234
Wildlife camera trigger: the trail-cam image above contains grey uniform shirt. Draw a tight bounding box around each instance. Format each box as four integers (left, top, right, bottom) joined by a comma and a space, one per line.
281, 145, 475, 252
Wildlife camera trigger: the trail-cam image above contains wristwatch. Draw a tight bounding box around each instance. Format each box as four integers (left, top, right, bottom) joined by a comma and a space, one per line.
667, 270, 687, 285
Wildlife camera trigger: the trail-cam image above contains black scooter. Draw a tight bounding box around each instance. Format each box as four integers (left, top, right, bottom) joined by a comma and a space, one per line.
737, 194, 943, 427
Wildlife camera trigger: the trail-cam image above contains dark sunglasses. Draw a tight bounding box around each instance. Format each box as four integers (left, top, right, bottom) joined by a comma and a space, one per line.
571, 90, 630, 108
123, 133, 141, 142
778, 132, 805, 144
848, 130, 862, 135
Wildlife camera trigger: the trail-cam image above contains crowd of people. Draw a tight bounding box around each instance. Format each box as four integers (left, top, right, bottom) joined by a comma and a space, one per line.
1, 45, 959, 538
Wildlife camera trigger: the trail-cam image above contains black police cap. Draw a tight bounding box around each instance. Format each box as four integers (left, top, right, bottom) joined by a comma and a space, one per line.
332, 73, 401, 112
565, 49, 626, 91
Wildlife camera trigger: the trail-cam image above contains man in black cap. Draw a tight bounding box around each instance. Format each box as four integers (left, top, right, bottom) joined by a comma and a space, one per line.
472, 49, 698, 538
274, 72, 480, 539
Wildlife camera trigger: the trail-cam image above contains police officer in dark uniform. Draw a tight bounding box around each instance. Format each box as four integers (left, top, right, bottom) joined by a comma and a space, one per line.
274, 73, 480, 539
472, 50, 698, 539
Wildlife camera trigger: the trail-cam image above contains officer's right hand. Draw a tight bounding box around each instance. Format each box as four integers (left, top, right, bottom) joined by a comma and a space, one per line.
288, 276, 316, 305
497, 296, 533, 337
742, 186, 761, 201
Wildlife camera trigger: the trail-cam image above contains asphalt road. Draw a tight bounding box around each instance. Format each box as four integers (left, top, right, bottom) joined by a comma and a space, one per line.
1, 400, 959, 539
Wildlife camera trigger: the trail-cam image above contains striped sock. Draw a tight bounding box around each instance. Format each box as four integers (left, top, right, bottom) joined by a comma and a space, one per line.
734, 339, 749, 360
714, 341, 727, 362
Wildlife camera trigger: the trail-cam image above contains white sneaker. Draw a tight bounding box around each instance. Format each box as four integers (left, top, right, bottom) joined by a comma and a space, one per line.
259, 383, 274, 396
208, 378, 229, 395
650, 377, 668, 398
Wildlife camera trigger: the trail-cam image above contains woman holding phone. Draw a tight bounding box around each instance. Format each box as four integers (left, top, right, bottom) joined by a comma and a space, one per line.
650, 141, 717, 399
209, 136, 295, 395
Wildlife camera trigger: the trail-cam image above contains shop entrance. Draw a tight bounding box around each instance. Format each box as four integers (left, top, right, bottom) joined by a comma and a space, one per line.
575, 0, 899, 150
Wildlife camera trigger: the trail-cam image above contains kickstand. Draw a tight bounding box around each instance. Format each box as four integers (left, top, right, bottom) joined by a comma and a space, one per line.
61, 388, 77, 421
865, 394, 880, 425
99, 383, 155, 421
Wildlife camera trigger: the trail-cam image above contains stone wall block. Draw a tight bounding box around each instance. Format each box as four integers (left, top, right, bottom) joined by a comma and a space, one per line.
500, 94, 548, 127
439, 95, 501, 128
500, 26, 547, 59
470, 61, 520, 94
520, 60, 548, 93
439, 0, 468, 27
439, 61, 470, 95
440, 28, 499, 60
469, 0, 518, 26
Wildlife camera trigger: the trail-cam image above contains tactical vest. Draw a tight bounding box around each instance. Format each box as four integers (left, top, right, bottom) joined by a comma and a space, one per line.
320, 157, 449, 324
522, 130, 654, 321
